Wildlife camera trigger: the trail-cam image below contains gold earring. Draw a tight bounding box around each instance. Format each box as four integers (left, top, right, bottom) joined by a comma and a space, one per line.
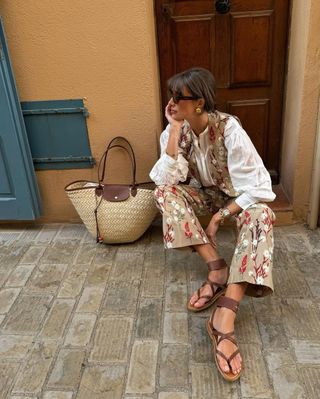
195, 107, 202, 114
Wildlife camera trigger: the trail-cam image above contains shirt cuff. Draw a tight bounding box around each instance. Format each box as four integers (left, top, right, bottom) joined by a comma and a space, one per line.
235, 193, 257, 210
161, 152, 175, 164
163, 152, 188, 166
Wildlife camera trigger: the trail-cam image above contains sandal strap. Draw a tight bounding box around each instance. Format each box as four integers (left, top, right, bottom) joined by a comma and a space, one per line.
204, 280, 226, 291
217, 334, 237, 346
212, 328, 235, 342
196, 287, 211, 301
195, 281, 224, 302
206, 259, 228, 272
228, 348, 240, 362
217, 296, 240, 314
213, 328, 240, 364
216, 349, 230, 363
216, 348, 240, 364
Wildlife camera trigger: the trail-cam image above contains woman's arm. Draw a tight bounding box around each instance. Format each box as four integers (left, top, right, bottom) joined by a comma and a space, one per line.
164, 103, 183, 160
205, 201, 242, 246
149, 103, 189, 185
224, 117, 276, 209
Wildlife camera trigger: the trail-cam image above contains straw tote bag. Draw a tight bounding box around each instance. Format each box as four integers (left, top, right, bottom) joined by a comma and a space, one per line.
65, 136, 158, 244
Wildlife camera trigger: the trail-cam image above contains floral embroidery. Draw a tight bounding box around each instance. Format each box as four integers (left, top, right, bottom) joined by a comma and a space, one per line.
209, 126, 216, 142
235, 237, 249, 256
239, 255, 247, 274
232, 204, 274, 294
175, 112, 239, 198
171, 186, 178, 196
244, 211, 251, 225
154, 187, 166, 212
178, 126, 192, 152
170, 200, 186, 223
154, 182, 274, 297
261, 208, 274, 233
163, 223, 174, 247
184, 222, 193, 239
250, 251, 270, 284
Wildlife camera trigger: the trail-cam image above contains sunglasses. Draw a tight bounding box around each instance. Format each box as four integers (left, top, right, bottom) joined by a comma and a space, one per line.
168, 91, 200, 104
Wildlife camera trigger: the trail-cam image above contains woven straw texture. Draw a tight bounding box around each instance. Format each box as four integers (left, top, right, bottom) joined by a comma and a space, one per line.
65, 181, 158, 244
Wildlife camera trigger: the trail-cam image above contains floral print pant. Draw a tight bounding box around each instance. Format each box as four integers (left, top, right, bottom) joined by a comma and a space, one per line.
154, 184, 276, 297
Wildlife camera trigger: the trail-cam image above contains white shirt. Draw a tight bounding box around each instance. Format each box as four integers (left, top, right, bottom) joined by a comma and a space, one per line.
149, 116, 276, 210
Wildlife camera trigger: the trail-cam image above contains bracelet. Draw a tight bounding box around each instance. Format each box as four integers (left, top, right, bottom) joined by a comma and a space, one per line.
218, 207, 231, 225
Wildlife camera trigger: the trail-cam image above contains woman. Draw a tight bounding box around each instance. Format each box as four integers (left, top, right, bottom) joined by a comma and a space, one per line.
150, 67, 276, 381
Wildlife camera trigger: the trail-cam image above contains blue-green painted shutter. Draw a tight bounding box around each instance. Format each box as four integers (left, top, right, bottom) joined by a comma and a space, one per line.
21, 99, 95, 170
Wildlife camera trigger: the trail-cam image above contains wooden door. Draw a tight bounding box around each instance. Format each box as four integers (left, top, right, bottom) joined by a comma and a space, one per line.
155, 0, 290, 183
0, 18, 42, 219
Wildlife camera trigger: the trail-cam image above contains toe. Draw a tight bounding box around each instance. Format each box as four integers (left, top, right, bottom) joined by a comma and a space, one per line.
218, 355, 230, 374
190, 289, 210, 308
193, 297, 206, 308
231, 353, 242, 375
189, 292, 198, 305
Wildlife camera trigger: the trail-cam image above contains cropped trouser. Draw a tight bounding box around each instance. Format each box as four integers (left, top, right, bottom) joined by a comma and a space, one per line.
154, 184, 276, 297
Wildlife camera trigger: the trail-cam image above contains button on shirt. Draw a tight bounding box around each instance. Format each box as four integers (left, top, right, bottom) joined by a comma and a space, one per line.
149, 115, 276, 210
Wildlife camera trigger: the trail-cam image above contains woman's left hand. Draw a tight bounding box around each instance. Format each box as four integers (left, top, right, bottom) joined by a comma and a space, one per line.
205, 215, 221, 247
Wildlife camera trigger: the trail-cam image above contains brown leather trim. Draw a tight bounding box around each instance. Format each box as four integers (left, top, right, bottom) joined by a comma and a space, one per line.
95, 185, 130, 202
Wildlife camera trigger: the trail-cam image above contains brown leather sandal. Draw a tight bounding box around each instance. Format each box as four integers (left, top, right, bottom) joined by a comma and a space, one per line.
206, 296, 242, 382
187, 259, 229, 312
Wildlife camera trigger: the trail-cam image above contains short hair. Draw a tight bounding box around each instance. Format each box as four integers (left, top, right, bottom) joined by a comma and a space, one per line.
167, 67, 216, 112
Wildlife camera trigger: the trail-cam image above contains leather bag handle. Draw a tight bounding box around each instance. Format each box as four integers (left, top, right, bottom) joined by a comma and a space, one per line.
95, 136, 138, 244
97, 136, 137, 189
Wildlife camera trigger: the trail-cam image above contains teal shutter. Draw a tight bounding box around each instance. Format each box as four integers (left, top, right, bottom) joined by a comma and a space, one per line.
21, 99, 95, 170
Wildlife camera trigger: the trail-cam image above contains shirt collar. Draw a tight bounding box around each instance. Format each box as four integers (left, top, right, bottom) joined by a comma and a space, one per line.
191, 125, 209, 139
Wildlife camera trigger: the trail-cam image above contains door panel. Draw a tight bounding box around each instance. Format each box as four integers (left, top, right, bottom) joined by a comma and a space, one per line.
155, 0, 290, 182
0, 18, 41, 219
228, 99, 269, 159
231, 12, 273, 86
175, 20, 213, 71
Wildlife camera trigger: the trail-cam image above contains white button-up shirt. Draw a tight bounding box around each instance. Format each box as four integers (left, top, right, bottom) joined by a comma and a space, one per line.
150, 116, 276, 210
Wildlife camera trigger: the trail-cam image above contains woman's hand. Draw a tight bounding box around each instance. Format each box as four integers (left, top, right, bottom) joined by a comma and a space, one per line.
164, 101, 184, 159
165, 102, 184, 130
205, 213, 221, 247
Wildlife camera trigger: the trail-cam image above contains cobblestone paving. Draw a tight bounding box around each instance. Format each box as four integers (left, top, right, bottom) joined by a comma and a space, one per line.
0, 223, 319, 399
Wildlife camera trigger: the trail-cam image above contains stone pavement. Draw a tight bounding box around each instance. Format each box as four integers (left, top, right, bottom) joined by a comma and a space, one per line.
0, 222, 319, 399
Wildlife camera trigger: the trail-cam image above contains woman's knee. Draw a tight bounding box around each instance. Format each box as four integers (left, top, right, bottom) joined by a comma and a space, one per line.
238, 203, 275, 230
153, 185, 181, 212
243, 203, 274, 218
254, 204, 276, 224
153, 185, 164, 198
153, 185, 179, 200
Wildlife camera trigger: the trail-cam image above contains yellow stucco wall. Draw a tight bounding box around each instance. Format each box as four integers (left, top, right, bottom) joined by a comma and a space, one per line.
1, 0, 320, 223
0, 0, 162, 222
281, 0, 309, 202
281, 0, 320, 221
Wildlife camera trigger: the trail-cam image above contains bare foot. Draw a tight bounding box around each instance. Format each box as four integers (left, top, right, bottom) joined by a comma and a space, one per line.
211, 306, 242, 375
189, 268, 228, 308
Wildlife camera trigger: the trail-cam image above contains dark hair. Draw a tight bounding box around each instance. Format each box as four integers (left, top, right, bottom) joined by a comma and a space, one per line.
167, 67, 216, 112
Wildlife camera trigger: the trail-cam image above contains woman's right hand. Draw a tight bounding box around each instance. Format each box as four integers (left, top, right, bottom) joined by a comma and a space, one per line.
165, 102, 184, 130
205, 215, 220, 248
